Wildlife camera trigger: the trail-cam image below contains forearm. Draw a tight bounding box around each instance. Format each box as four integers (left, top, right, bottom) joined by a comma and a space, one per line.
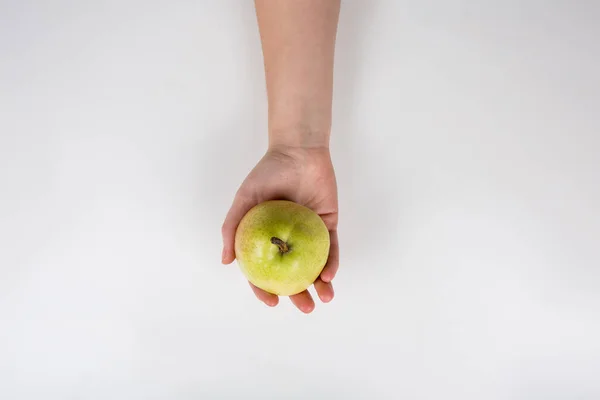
254, 0, 341, 149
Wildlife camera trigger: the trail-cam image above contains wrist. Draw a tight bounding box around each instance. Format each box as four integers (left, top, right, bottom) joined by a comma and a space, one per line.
268, 124, 331, 151
267, 140, 332, 167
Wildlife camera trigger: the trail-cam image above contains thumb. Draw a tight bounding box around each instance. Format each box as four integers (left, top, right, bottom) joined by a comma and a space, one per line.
221, 192, 256, 264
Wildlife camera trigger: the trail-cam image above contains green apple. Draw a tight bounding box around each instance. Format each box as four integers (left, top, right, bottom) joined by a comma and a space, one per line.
234, 200, 330, 296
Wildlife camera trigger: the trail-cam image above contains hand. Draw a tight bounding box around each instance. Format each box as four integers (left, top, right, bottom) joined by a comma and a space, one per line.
221, 146, 339, 313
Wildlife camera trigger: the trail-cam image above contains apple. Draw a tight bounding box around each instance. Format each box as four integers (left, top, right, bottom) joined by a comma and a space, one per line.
234, 200, 330, 296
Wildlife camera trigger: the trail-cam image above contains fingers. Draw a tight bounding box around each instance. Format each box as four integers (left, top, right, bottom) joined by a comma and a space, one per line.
249, 282, 279, 307
249, 281, 332, 311
314, 278, 334, 303
221, 192, 256, 264
319, 212, 338, 231
250, 282, 334, 311
320, 230, 339, 283
290, 290, 315, 314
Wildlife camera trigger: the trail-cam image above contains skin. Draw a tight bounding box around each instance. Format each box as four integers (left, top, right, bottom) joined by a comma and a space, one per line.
221, 0, 341, 313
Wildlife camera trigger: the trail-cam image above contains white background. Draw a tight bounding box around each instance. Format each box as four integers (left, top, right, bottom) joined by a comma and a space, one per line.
1, 1, 599, 399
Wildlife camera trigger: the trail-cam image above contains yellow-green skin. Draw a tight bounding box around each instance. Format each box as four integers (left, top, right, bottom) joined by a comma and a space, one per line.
235, 200, 330, 296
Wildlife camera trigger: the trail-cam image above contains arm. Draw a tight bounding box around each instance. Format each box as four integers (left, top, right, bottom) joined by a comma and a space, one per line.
255, 0, 340, 150
222, 0, 341, 313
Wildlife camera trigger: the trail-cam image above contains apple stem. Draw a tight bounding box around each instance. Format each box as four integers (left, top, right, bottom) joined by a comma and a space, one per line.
270, 237, 289, 254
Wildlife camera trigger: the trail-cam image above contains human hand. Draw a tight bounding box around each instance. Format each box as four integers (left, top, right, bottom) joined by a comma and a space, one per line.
221, 146, 339, 313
